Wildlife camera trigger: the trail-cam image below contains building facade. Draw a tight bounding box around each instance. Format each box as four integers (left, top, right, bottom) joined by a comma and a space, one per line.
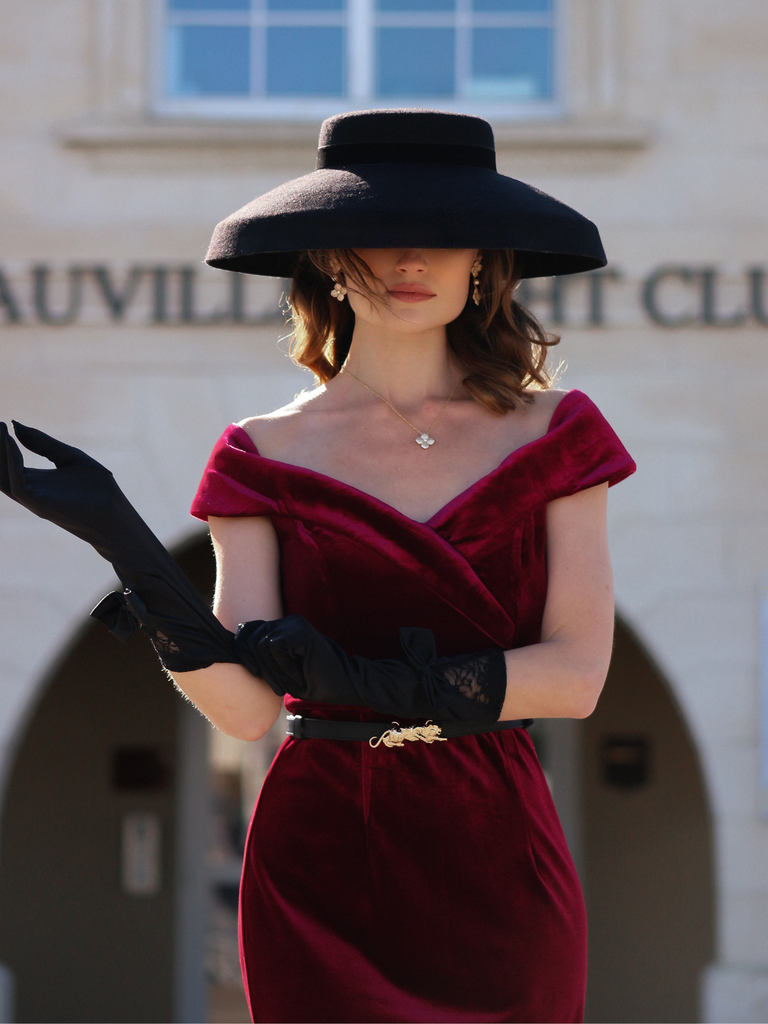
0, 1, 767, 1021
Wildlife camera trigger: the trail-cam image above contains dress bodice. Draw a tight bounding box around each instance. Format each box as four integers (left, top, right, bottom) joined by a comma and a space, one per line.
191, 389, 635, 665
201, 388, 635, 1024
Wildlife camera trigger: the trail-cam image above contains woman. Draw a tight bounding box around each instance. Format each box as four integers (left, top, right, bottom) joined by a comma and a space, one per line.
0, 110, 634, 1023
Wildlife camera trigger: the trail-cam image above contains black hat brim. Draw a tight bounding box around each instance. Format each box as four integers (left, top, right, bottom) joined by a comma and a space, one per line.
205, 164, 606, 280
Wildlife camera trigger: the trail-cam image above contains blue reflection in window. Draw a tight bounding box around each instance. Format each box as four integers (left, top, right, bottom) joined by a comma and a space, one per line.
470, 27, 551, 99
169, 0, 250, 10
473, 0, 551, 10
377, 0, 453, 10
266, 27, 345, 95
268, 0, 343, 8
377, 28, 455, 96
167, 25, 250, 94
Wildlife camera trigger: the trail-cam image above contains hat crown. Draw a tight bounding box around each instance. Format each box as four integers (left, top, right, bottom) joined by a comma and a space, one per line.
319, 109, 495, 152
206, 107, 606, 280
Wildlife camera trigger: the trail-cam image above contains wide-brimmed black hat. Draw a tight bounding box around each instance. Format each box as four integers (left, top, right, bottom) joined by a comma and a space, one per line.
206, 109, 606, 280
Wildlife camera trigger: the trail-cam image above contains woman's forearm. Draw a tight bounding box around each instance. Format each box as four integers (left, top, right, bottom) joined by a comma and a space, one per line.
170, 629, 609, 735
169, 662, 284, 741
499, 632, 611, 721
181, 516, 286, 739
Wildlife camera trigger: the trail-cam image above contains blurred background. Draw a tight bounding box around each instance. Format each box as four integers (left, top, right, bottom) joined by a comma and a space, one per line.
0, 1, 766, 1021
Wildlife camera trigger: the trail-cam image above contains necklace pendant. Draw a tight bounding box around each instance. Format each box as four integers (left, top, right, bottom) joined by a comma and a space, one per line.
416, 432, 435, 449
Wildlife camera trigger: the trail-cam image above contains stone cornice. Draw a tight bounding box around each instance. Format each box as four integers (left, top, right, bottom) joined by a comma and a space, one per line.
57, 117, 652, 153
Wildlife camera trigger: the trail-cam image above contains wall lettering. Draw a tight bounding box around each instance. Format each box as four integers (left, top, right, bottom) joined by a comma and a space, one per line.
92, 266, 144, 321
0, 270, 21, 323
33, 266, 83, 326
641, 266, 698, 327
0, 263, 767, 329
0, 264, 287, 327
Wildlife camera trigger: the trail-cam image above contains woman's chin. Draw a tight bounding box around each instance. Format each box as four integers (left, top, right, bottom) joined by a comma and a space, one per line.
388, 316, 449, 333
382, 306, 460, 332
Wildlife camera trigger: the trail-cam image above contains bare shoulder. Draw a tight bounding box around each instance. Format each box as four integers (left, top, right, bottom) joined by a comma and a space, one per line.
519, 387, 569, 435
238, 385, 325, 452
528, 387, 569, 420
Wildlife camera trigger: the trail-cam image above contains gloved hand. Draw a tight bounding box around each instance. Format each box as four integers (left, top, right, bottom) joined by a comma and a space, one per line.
0, 420, 237, 673
233, 614, 507, 723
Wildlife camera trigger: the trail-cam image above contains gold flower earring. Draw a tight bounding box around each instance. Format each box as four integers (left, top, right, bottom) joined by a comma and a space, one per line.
329, 262, 348, 301
471, 256, 482, 306
330, 278, 347, 301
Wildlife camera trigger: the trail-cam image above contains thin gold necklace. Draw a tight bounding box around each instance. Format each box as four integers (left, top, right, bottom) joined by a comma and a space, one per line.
341, 367, 460, 449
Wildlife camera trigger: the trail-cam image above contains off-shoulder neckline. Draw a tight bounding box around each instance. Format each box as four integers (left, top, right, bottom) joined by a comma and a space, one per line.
226, 388, 585, 528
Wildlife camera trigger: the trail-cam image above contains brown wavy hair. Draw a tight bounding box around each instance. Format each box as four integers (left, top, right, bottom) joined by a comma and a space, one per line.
287, 249, 559, 413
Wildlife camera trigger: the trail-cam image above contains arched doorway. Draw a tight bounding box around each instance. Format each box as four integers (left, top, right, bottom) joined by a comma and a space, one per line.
0, 571, 715, 1023
0, 536, 216, 1024
583, 619, 716, 1021
540, 618, 716, 1023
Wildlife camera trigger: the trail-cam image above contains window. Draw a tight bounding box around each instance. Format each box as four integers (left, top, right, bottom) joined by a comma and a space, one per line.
158, 0, 559, 118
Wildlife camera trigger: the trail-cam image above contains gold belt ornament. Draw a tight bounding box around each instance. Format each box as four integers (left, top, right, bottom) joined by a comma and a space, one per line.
369, 721, 447, 749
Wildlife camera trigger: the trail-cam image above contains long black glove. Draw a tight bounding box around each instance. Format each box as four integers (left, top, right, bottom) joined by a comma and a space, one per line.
0, 420, 507, 715
0, 420, 237, 673
233, 614, 508, 723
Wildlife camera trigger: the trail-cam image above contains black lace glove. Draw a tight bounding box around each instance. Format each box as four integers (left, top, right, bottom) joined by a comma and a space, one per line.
233, 614, 507, 723
0, 420, 237, 673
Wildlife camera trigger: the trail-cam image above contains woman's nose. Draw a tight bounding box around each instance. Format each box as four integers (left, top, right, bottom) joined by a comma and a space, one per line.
395, 249, 428, 274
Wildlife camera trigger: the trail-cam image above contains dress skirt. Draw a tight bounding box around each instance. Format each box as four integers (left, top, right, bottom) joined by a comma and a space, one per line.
238, 709, 586, 1024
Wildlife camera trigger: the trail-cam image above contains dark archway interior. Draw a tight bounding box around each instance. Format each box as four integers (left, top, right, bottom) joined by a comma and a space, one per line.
583, 619, 716, 1023
0, 535, 215, 1024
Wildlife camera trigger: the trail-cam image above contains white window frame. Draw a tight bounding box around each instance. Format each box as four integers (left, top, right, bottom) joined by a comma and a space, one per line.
150, 0, 564, 121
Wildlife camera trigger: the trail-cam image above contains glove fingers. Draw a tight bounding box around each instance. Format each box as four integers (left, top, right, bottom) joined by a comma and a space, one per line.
11, 420, 89, 469
2, 422, 27, 499
257, 640, 309, 693
0, 423, 13, 497
261, 614, 317, 659
241, 636, 298, 696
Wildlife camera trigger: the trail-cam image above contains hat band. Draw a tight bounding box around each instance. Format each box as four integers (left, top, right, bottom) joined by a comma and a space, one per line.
316, 141, 497, 171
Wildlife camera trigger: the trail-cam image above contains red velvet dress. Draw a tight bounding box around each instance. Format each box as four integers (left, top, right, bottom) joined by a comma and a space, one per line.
191, 389, 635, 1024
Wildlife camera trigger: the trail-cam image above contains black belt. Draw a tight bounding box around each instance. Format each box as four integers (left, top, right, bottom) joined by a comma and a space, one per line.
286, 714, 533, 749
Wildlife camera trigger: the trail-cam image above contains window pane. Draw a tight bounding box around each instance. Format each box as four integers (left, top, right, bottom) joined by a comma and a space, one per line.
470, 26, 551, 99
472, 0, 552, 10
166, 25, 250, 95
169, 0, 250, 9
377, 28, 455, 96
377, 0, 453, 10
268, 0, 343, 9
266, 27, 345, 95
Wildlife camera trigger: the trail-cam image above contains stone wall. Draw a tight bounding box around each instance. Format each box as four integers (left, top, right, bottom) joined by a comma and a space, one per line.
1, 1, 768, 1019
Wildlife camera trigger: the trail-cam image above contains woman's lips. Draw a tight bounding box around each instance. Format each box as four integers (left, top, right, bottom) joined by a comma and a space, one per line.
387, 288, 436, 303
